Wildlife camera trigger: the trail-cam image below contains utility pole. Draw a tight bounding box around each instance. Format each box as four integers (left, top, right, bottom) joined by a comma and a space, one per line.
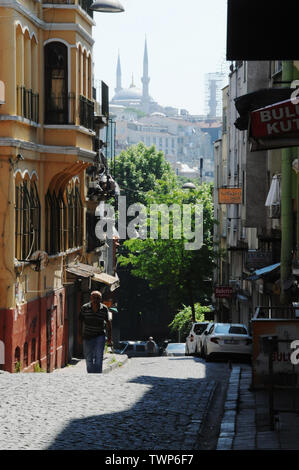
280, 61, 297, 306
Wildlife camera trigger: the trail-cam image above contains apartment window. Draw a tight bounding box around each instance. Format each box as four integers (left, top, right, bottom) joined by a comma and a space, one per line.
15, 177, 41, 261
44, 42, 69, 124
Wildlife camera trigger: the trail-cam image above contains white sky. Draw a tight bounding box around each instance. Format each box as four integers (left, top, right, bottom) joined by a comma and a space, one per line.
93, 0, 228, 115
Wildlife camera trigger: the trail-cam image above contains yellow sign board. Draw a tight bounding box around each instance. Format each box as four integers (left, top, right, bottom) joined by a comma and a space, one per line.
218, 188, 242, 204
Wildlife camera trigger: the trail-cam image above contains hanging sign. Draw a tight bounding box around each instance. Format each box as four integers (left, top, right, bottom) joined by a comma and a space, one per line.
251, 98, 299, 138
215, 286, 233, 298
218, 188, 242, 204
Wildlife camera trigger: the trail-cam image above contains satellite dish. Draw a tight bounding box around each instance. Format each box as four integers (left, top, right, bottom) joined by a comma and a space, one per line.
29, 251, 49, 272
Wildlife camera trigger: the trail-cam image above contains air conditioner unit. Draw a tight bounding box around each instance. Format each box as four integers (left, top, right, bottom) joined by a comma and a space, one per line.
269, 204, 281, 219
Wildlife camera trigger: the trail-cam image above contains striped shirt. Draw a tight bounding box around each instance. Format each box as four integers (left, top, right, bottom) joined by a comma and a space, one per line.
79, 302, 109, 339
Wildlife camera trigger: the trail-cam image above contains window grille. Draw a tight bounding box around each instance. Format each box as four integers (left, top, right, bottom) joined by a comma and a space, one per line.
15, 179, 41, 260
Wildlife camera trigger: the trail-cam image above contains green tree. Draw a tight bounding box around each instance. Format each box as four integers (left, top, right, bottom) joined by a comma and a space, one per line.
169, 304, 211, 339
112, 143, 176, 207
118, 181, 216, 320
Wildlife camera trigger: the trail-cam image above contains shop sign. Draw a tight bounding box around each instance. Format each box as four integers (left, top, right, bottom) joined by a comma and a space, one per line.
215, 286, 233, 298
251, 98, 299, 138
246, 251, 273, 269
218, 188, 242, 204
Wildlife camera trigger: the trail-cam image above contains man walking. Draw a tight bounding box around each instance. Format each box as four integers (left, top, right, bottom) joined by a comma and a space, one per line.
146, 336, 158, 356
79, 291, 112, 373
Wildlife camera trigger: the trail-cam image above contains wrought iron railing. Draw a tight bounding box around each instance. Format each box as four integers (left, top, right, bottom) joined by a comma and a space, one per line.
78, 0, 94, 17
79, 95, 94, 129
16, 87, 39, 123
44, 92, 75, 125
42, 0, 94, 17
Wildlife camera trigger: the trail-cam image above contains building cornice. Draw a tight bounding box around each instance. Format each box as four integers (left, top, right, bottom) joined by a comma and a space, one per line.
42, 3, 96, 28
0, 137, 96, 162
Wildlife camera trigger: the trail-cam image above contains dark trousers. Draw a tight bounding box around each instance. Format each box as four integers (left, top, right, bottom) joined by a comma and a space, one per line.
83, 335, 106, 373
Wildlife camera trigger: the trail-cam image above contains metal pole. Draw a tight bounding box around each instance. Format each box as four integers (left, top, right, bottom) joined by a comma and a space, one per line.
280, 61, 296, 306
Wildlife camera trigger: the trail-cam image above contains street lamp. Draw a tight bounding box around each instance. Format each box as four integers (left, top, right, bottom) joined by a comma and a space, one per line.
182, 182, 196, 190
89, 0, 125, 12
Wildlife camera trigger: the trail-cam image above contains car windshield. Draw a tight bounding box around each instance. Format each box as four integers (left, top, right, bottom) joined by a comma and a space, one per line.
214, 324, 248, 335
193, 324, 208, 334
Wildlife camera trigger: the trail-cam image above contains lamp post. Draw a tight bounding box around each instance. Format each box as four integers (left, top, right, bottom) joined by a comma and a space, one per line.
89, 0, 125, 12
181, 182, 196, 322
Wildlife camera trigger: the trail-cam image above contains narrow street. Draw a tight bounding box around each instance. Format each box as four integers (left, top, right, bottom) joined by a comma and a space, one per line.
0, 356, 234, 450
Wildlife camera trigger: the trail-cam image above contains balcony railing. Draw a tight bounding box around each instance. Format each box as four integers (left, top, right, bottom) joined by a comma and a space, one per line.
16, 86, 39, 123
44, 92, 75, 125
79, 95, 94, 130
78, 0, 94, 17
42, 0, 94, 17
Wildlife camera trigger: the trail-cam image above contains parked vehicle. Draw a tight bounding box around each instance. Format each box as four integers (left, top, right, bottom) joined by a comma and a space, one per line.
201, 323, 252, 361
163, 343, 186, 356
113, 340, 158, 357
185, 322, 210, 356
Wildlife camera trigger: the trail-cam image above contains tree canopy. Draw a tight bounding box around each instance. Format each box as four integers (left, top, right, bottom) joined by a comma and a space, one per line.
112, 143, 176, 207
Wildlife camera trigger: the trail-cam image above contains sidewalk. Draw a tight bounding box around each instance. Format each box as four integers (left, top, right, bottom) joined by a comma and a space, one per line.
217, 365, 299, 450
52, 351, 129, 375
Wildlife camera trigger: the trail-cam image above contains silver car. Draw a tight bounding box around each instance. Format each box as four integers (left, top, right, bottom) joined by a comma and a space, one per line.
201, 323, 252, 361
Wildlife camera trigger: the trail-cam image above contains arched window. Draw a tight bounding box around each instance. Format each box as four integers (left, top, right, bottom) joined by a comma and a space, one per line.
44, 42, 68, 124
46, 179, 83, 255
15, 175, 41, 260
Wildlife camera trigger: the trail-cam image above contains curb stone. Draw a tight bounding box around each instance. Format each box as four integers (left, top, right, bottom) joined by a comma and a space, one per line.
102, 354, 129, 374
216, 367, 241, 450
182, 380, 217, 450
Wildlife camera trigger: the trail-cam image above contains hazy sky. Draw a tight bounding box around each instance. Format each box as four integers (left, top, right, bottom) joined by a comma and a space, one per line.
93, 0, 228, 115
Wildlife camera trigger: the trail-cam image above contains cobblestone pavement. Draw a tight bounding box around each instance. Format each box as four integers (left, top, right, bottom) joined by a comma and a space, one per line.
0, 356, 229, 450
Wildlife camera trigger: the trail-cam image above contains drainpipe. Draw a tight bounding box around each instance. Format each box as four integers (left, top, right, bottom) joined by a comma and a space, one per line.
280, 61, 296, 305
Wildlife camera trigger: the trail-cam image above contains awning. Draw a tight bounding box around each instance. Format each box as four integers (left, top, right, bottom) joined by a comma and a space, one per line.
66, 262, 120, 291
92, 272, 120, 292
234, 88, 293, 131
246, 262, 280, 281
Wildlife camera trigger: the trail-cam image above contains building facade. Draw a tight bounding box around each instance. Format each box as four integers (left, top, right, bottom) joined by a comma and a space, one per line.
213, 61, 299, 327
0, 0, 119, 372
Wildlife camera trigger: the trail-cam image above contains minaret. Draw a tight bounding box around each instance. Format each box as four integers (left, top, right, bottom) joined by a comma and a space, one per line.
141, 37, 150, 113
115, 51, 122, 94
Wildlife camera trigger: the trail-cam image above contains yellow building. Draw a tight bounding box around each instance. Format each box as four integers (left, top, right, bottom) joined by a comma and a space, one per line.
0, 0, 117, 372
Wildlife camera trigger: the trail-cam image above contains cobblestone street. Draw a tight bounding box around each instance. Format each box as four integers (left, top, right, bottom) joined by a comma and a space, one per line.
0, 356, 229, 450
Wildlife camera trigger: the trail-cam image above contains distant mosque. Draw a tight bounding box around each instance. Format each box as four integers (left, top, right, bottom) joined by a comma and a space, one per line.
111, 39, 164, 115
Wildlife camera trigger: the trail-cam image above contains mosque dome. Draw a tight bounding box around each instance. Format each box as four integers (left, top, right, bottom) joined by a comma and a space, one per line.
112, 84, 143, 102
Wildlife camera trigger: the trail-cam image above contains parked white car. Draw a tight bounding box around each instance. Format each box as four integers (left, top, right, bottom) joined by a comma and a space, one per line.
201, 323, 252, 361
185, 322, 210, 356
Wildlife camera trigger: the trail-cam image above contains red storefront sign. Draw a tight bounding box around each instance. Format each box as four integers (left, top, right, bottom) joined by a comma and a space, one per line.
251, 98, 299, 138
215, 286, 233, 298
